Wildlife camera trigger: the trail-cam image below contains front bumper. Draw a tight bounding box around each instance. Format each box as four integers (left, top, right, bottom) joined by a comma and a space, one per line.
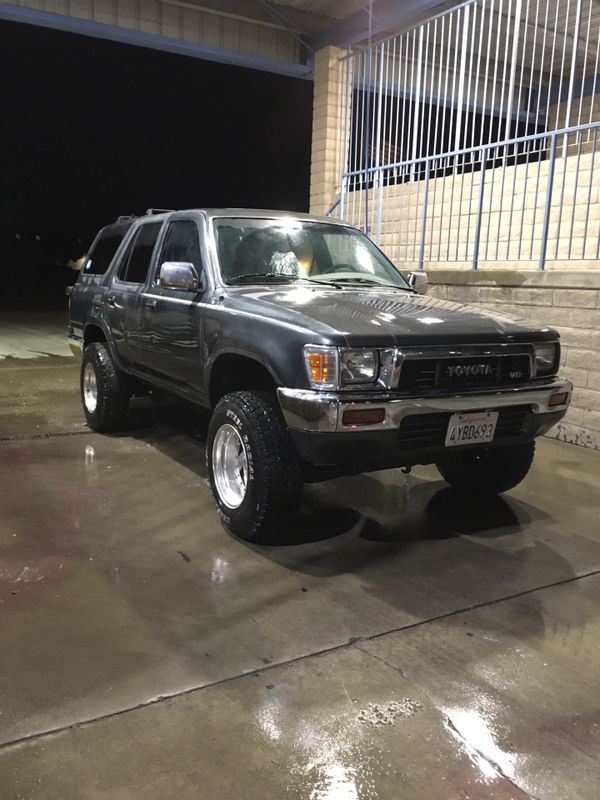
278, 378, 572, 433
277, 379, 572, 469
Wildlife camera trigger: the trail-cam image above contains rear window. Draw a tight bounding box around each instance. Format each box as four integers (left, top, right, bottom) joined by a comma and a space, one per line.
84, 225, 130, 275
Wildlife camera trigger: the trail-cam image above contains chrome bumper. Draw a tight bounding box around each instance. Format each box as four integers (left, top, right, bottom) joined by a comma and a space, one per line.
277, 378, 573, 434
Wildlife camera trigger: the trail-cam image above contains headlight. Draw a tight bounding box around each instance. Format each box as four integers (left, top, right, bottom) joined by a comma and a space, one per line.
341, 349, 378, 384
303, 345, 339, 389
534, 342, 558, 375
303, 346, 380, 389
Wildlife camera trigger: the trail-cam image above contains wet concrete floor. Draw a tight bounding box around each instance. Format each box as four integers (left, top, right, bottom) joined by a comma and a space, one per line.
1, 314, 600, 799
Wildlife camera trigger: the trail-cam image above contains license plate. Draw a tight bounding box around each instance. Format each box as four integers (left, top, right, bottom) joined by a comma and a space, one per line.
445, 411, 498, 447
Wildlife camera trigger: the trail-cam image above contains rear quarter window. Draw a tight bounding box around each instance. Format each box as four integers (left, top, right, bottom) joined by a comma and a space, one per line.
83, 226, 130, 275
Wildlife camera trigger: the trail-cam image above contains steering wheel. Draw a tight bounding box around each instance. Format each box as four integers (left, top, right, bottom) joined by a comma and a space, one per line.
330, 263, 361, 273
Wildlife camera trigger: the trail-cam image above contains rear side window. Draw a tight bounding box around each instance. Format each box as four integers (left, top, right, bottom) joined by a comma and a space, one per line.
119, 223, 162, 284
84, 227, 128, 275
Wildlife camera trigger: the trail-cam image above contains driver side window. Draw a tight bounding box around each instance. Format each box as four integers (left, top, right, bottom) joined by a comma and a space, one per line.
157, 220, 203, 282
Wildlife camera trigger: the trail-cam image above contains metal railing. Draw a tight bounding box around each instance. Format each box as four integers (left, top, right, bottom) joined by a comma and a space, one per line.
337, 121, 599, 271
332, 0, 600, 270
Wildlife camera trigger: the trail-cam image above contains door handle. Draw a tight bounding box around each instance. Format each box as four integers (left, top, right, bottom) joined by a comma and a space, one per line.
106, 294, 116, 308
143, 298, 158, 310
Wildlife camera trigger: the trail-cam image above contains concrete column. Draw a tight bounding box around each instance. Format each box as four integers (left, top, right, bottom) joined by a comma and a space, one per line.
309, 46, 348, 215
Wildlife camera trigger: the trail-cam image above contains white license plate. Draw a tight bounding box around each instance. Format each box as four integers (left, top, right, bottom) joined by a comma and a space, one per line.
445, 411, 498, 447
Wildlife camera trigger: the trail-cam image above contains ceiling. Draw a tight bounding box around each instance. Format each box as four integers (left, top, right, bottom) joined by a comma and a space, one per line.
272, 0, 369, 20
271, 0, 464, 48
184, 0, 463, 45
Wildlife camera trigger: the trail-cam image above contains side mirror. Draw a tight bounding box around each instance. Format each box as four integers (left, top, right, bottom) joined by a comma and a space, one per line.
407, 271, 428, 295
159, 261, 200, 292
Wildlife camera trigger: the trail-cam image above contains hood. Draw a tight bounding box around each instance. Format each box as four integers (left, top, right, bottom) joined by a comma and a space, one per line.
220, 285, 557, 346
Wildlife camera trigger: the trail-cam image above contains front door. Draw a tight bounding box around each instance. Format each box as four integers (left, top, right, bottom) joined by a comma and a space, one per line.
131, 218, 207, 395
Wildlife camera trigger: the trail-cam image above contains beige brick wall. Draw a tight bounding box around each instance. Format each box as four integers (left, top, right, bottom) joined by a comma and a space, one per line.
309, 46, 349, 216
426, 270, 600, 449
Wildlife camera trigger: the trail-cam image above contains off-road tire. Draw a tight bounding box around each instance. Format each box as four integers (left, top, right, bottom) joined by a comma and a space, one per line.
81, 342, 130, 432
207, 390, 303, 541
436, 440, 535, 494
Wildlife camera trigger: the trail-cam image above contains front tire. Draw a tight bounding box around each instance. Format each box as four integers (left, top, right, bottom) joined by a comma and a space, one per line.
207, 390, 303, 541
436, 440, 535, 494
80, 342, 130, 432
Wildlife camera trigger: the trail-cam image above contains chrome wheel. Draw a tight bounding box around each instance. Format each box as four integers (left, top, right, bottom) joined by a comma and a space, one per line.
83, 362, 98, 413
212, 423, 249, 509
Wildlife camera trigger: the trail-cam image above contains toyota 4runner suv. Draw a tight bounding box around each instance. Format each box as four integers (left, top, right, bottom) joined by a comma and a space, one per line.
68, 209, 572, 540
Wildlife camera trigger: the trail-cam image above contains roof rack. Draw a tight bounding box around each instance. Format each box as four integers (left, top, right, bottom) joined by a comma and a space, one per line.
114, 214, 137, 223
145, 208, 173, 215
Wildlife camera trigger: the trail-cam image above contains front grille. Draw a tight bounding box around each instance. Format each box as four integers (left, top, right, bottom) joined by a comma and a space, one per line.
398, 354, 531, 392
397, 405, 533, 450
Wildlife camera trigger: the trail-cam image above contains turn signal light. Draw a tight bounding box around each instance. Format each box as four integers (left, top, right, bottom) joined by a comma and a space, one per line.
342, 408, 386, 426
548, 391, 569, 407
308, 352, 335, 384
303, 345, 339, 389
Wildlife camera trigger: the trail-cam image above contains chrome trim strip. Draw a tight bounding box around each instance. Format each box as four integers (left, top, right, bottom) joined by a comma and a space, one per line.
277, 378, 572, 434
142, 293, 193, 306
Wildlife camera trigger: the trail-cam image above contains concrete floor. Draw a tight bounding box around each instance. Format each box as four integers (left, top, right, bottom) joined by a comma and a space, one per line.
1, 313, 600, 800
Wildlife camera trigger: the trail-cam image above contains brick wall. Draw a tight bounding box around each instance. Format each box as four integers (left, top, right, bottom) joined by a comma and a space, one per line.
426, 269, 600, 449
310, 46, 348, 216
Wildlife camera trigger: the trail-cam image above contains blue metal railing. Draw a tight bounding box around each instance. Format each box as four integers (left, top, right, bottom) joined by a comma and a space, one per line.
337, 120, 600, 270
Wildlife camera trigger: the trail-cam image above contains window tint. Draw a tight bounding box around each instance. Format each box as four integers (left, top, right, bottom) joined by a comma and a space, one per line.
84, 225, 129, 274
158, 220, 203, 278
122, 223, 162, 284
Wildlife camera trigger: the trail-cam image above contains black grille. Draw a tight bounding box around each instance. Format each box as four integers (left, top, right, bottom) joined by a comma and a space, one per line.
397, 405, 533, 450
398, 355, 531, 392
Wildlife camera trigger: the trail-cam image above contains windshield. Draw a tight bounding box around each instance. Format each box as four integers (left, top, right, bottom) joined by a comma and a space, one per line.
214, 218, 410, 290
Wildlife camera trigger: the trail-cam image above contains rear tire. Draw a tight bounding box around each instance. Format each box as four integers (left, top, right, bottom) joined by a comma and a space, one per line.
207, 390, 303, 541
436, 440, 535, 494
81, 342, 130, 432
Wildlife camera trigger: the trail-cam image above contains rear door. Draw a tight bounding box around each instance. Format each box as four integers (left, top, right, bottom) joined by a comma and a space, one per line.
69, 222, 131, 345
105, 221, 163, 365
131, 217, 207, 392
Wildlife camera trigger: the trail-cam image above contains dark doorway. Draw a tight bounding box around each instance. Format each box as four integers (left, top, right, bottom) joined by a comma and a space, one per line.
1, 21, 312, 308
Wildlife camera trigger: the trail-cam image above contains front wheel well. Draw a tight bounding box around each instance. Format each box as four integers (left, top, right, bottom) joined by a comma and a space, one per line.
209, 354, 277, 408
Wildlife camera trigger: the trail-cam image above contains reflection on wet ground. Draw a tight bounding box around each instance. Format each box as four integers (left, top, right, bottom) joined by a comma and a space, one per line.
1, 354, 600, 799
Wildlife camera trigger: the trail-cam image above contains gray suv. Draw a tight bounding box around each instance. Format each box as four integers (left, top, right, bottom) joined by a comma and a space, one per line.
68, 209, 572, 540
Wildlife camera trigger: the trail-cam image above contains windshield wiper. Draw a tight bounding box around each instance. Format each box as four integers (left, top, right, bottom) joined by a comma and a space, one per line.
227, 272, 295, 285
301, 277, 343, 289
326, 277, 410, 290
